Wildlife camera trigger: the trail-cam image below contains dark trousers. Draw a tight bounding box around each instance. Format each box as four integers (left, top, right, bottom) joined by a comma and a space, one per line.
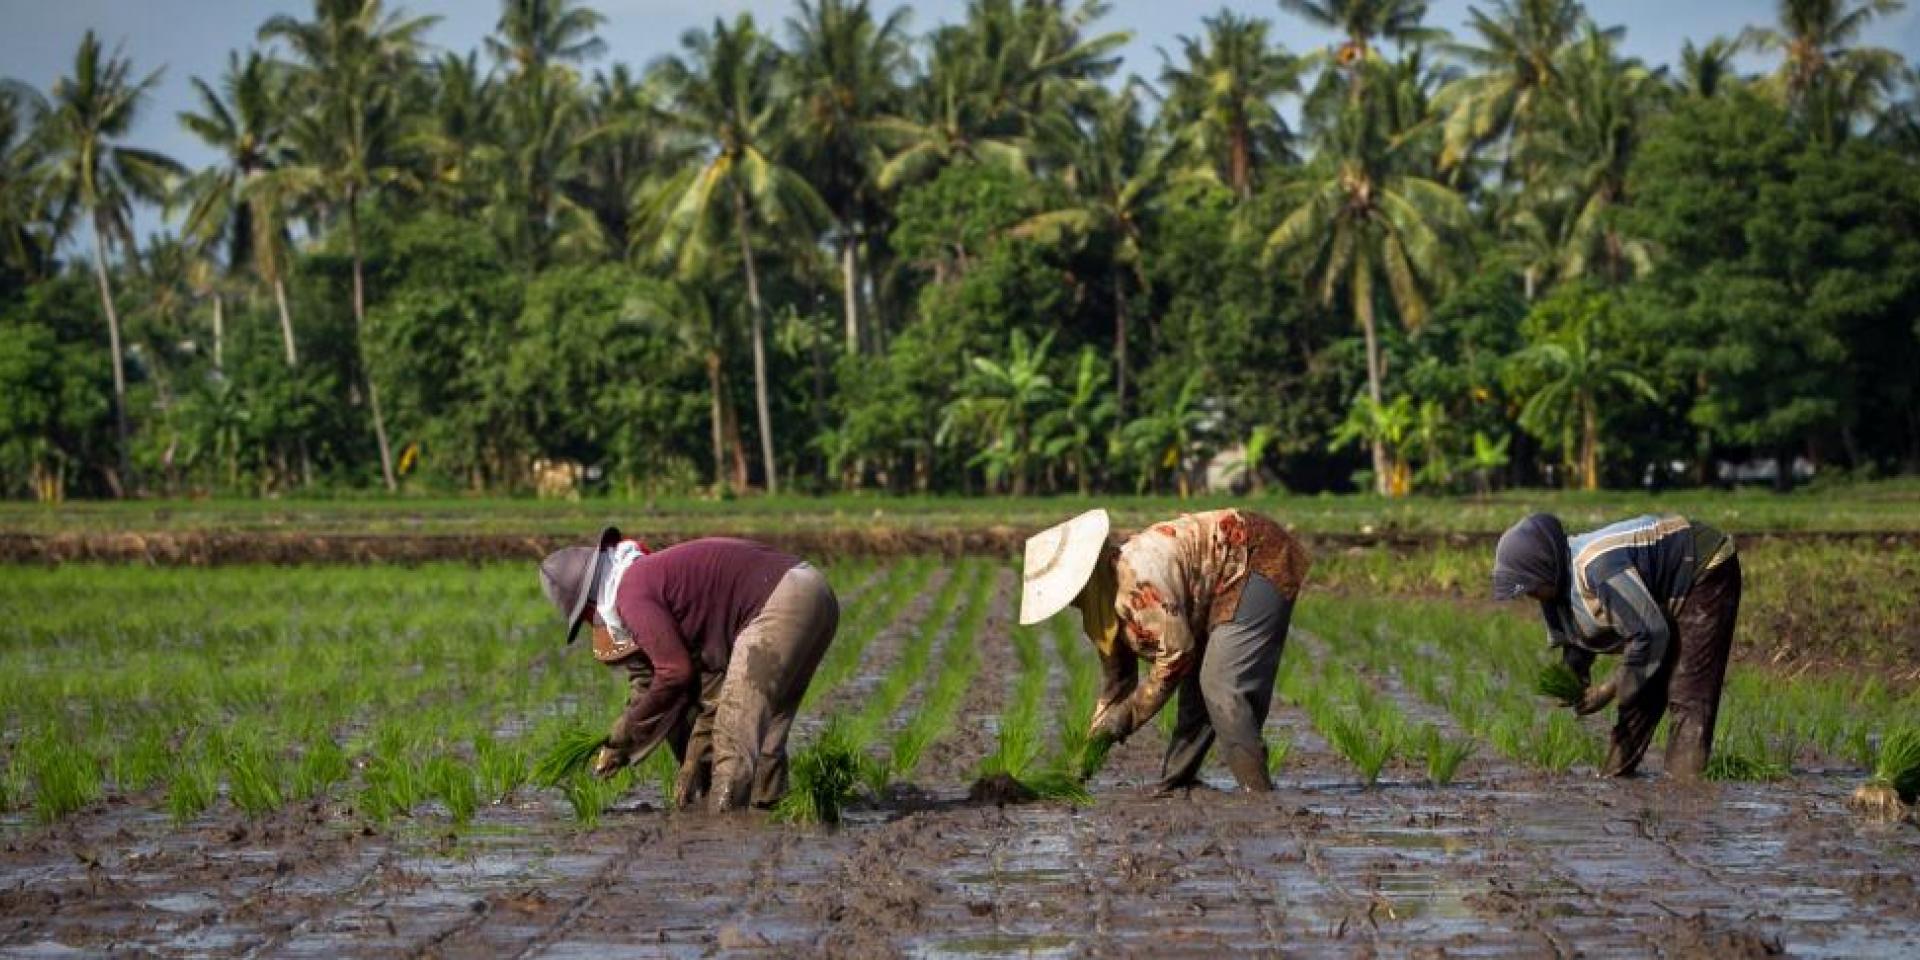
1160, 573, 1294, 791
1604, 556, 1742, 780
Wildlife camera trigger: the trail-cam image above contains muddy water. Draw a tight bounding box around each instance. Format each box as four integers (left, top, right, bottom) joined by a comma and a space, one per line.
6, 584, 1920, 958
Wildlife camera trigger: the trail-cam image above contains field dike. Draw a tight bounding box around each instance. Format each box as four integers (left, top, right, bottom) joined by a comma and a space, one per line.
4, 566, 1920, 956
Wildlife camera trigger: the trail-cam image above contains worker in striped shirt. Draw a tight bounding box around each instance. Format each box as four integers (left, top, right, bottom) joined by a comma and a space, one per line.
1491, 513, 1741, 781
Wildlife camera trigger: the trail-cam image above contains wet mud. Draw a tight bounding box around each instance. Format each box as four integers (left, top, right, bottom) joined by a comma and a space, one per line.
6, 584, 1920, 958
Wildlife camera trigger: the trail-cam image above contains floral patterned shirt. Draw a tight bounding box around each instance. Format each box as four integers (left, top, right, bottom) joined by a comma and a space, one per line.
1096, 510, 1311, 730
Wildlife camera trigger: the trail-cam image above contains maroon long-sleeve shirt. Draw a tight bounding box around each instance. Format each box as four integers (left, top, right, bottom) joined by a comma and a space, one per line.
605, 538, 800, 754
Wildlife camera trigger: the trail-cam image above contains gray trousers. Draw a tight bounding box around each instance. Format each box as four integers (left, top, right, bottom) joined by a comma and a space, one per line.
709, 564, 839, 812
1160, 573, 1294, 792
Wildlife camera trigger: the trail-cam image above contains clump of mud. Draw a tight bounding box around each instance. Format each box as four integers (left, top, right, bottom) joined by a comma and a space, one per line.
1664, 913, 1784, 959
966, 773, 1037, 806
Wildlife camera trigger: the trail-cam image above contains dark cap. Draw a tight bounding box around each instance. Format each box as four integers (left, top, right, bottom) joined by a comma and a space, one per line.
538, 525, 622, 644
1491, 513, 1568, 602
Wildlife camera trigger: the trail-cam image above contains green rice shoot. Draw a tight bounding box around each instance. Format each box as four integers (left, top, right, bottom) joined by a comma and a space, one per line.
1868, 727, 1920, 802
1536, 662, 1586, 706
535, 729, 606, 788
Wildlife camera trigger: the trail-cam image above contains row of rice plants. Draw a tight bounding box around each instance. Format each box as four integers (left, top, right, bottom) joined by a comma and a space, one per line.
1297, 599, 1597, 776
0, 561, 749, 828
883, 562, 997, 781
801, 558, 937, 709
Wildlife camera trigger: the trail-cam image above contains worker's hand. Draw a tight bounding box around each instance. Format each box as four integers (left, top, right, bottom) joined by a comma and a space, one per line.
1089, 703, 1134, 744
1574, 678, 1618, 716
591, 743, 627, 779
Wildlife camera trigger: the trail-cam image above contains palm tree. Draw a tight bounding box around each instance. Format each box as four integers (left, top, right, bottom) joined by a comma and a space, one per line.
410, 51, 499, 217
1523, 27, 1661, 288
1434, 0, 1594, 172
41, 32, 183, 493
1157, 11, 1302, 198
1677, 37, 1747, 99
485, 64, 604, 268
1035, 346, 1115, 494
939, 328, 1059, 495
1507, 289, 1657, 490
629, 275, 746, 494
1118, 371, 1208, 496
784, 0, 911, 355
176, 50, 301, 368
260, 0, 437, 491
1, 80, 54, 284
1744, 0, 1907, 142
638, 15, 829, 495
1279, 0, 1442, 74
1328, 393, 1414, 494
1015, 84, 1163, 418
1267, 57, 1469, 495
488, 0, 607, 73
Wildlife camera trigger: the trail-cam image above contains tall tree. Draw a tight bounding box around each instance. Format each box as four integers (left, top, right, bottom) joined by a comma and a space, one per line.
1745, 0, 1907, 142
176, 50, 301, 368
1677, 36, 1746, 99
260, 0, 437, 491
487, 0, 607, 74
1435, 0, 1593, 171
638, 15, 829, 494
1, 80, 54, 287
784, 0, 911, 354
1279, 0, 1442, 70
1268, 56, 1469, 495
41, 32, 182, 493
1158, 11, 1302, 198
1506, 285, 1657, 489
1016, 84, 1163, 418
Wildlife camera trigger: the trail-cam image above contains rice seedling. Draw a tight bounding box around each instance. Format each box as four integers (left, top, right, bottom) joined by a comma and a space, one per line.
1324, 711, 1398, 787
166, 753, 218, 824
425, 755, 479, 827
561, 767, 635, 828
1420, 725, 1475, 786
772, 720, 877, 825
112, 727, 175, 794
292, 735, 350, 802
639, 748, 678, 805
1265, 734, 1292, 775
223, 734, 285, 817
473, 734, 528, 803
0, 759, 23, 812
23, 728, 101, 823
1536, 662, 1586, 706
1850, 728, 1920, 819
534, 728, 607, 788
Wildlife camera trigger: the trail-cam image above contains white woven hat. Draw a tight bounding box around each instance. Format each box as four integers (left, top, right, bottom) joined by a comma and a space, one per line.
1019, 509, 1111, 625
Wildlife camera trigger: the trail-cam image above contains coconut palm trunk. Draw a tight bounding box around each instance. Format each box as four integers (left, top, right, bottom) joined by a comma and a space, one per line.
841, 234, 860, 355
733, 190, 778, 495
1354, 266, 1390, 496
272, 277, 299, 367
347, 198, 398, 492
211, 293, 224, 372
705, 351, 728, 493
1581, 396, 1599, 491
90, 218, 132, 495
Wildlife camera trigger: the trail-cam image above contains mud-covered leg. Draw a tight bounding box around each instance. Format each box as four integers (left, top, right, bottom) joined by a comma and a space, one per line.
1663, 557, 1741, 782
1603, 654, 1672, 777
1199, 574, 1291, 792
1158, 668, 1214, 790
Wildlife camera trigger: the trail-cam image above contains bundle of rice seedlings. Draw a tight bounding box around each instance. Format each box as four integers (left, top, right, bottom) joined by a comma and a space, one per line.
1325, 712, 1397, 787
1266, 735, 1293, 776
1421, 726, 1475, 786
1021, 769, 1093, 805
1850, 728, 1920, 820
1535, 662, 1585, 706
1076, 734, 1115, 782
534, 729, 606, 788
772, 720, 873, 825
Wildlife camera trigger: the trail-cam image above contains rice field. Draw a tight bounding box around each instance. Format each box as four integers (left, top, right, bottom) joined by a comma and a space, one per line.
3, 544, 1919, 956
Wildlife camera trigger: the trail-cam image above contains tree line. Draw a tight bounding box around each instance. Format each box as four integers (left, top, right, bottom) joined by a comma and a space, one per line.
2, 0, 1917, 500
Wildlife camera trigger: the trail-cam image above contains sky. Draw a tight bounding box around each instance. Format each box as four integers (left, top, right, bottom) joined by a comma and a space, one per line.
5, 0, 1919, 242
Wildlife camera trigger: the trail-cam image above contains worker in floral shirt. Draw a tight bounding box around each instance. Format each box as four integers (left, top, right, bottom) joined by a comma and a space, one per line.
1020, 509, 1311, 792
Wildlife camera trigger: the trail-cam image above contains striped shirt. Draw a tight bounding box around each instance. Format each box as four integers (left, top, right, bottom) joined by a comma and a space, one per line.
1543, 515, 1735, 676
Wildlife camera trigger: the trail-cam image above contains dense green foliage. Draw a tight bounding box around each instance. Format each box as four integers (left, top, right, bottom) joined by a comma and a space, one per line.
4, 0, 1918, 500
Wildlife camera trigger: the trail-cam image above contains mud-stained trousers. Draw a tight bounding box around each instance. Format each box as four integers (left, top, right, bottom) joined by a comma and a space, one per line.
1160, 573, 1294, 792
709, 563, 840, 811
1604, 556, 1742, 781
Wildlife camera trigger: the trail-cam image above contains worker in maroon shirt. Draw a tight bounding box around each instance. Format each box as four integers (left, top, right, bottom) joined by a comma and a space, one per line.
539, 527, 839, 812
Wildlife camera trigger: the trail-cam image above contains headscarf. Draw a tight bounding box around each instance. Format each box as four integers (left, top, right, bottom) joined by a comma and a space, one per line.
1491, 513, 1569, 602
